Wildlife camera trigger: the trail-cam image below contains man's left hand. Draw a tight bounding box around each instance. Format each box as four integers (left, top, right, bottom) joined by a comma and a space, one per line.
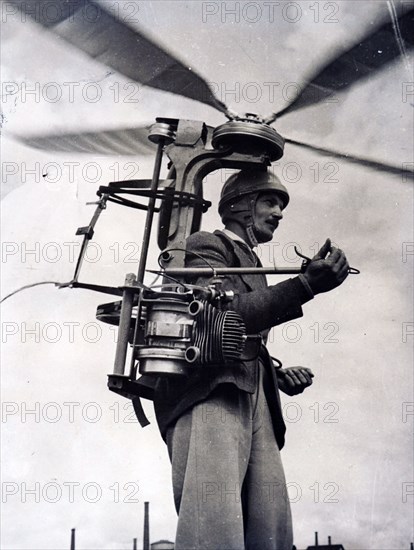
276, 367, 314, 396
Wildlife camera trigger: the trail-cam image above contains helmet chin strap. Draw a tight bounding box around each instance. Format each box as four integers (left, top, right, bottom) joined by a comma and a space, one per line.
245, 223, 259, 248
246, 195, 259, 248
231, 195, 259, 248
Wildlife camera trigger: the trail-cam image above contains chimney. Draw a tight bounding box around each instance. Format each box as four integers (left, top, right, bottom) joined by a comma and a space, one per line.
328, 536, 332, 546
315, 532, 319, 547
143, 502, 150, 550
70, 528, 75, 550
133, 538, 137, 550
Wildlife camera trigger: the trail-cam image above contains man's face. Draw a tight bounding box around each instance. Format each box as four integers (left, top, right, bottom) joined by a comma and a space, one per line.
252, 192, 284, 243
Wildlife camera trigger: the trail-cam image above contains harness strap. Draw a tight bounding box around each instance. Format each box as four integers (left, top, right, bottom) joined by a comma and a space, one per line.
132, 396, 150, 427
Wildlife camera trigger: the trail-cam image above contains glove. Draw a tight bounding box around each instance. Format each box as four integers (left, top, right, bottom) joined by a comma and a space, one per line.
303, 238, 349, 294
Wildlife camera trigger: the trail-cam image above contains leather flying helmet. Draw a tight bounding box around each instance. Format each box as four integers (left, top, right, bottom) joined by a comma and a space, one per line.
218, 169, 289, 246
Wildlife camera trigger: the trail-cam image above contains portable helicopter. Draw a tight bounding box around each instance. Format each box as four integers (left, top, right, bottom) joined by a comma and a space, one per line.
2, 2, 414, 547
3, 0, 413, 424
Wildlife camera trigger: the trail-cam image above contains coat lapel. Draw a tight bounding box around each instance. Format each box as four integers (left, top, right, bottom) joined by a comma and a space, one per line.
214, 230, 268, 291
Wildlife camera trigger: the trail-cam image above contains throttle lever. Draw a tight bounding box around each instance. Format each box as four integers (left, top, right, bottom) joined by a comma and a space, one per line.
294, 246, 360, 274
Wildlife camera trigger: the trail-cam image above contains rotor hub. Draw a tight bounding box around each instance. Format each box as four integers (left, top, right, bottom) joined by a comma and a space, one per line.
212, 115, 285, 161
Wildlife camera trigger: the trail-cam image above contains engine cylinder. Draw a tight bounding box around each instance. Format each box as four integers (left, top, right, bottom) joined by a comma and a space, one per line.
137, 293, 247, 376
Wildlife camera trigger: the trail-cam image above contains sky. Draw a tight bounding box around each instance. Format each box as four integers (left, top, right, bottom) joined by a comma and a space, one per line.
1, 1, 413, 549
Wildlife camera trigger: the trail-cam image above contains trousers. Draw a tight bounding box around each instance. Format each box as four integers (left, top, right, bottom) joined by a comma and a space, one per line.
166, 363, 293, 550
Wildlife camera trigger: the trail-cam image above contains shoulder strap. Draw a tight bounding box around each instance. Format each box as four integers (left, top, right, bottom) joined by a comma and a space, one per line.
212, 230, 242, 266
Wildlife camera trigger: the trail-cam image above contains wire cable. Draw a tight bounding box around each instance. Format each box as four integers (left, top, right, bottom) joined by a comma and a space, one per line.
159, 247, 221, 285
154, 258, 188, 290
0, 281, 66, 304
156, 246, 217, 289
161, 247, 217, 273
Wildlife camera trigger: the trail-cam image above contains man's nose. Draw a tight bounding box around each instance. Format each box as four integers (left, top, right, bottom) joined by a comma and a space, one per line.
271, 205, 283, 220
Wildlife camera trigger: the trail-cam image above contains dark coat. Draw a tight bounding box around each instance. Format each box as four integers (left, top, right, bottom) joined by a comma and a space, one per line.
153, 230, 312, 448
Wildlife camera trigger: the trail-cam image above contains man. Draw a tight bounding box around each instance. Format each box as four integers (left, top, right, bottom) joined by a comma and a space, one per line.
154, 169, 349, 549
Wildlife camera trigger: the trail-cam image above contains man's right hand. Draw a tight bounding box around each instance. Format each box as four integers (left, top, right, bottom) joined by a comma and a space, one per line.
303, 238, 349, 294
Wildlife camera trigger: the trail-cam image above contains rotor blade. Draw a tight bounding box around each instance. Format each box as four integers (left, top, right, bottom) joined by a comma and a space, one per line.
10, 124, 216, 156
8, 0, 231, 117
10, 127, 157, 156
285, 138, 414, 180
267, 7, 414, 122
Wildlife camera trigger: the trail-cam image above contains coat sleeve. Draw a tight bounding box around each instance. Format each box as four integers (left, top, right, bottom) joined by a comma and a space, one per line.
185, 232, 313, 333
